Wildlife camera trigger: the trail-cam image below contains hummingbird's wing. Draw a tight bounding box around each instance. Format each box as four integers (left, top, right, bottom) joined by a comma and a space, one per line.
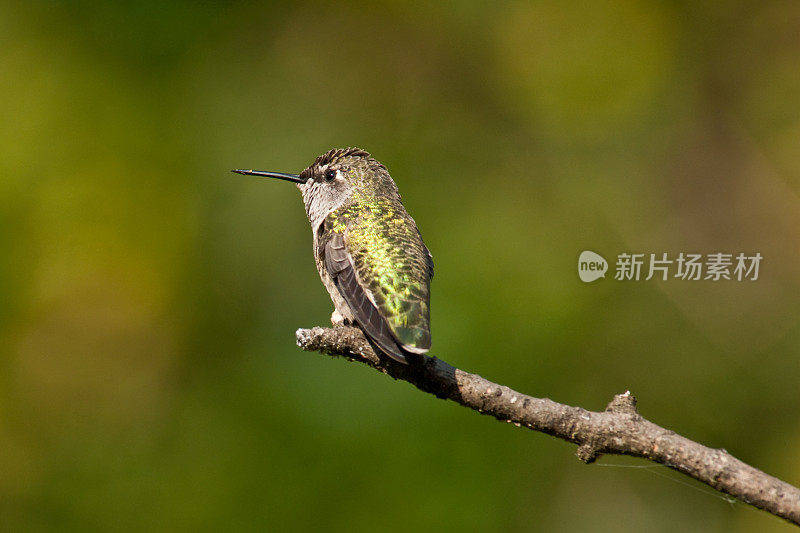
325, 235, 408, 362
324, 220, 432, 362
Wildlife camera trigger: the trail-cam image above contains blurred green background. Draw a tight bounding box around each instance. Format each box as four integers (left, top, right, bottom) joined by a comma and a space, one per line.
2, 0, 799, 530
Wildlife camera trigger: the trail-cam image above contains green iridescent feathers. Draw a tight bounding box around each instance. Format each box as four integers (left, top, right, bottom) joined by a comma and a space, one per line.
329, 197, 432, 353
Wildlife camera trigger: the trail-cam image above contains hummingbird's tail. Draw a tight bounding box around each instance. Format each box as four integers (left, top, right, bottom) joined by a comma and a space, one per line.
369, 334, 423, 364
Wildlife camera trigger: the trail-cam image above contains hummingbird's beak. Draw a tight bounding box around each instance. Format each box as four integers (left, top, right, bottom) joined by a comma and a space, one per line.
231, 169, 305, 184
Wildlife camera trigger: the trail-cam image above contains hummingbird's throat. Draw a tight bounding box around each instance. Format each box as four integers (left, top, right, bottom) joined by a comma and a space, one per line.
300, 179, 351, 232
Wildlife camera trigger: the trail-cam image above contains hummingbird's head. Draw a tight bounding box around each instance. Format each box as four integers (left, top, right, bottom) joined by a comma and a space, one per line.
234, 148, 398, 230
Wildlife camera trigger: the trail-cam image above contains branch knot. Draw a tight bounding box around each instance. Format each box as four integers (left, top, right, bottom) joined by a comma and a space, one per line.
605, 390, 639, 415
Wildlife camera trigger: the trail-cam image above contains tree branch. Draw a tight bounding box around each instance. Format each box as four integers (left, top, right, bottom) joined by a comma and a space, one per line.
296, 325, 800, 526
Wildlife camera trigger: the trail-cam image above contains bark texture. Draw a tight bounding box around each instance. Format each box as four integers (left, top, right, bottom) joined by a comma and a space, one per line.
296, 325, 800, 526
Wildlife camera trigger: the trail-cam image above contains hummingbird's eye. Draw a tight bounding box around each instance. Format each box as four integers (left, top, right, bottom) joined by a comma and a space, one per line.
325, 169, 337, 181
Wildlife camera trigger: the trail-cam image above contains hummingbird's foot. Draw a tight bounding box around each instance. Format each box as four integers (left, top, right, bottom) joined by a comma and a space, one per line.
331, 309, 348, 326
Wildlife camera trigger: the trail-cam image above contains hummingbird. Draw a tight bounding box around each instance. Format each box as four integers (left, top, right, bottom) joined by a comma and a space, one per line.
233, 148, 433, 363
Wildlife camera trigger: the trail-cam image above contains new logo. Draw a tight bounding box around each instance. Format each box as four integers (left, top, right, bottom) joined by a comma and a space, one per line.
578, 251, 608, 283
